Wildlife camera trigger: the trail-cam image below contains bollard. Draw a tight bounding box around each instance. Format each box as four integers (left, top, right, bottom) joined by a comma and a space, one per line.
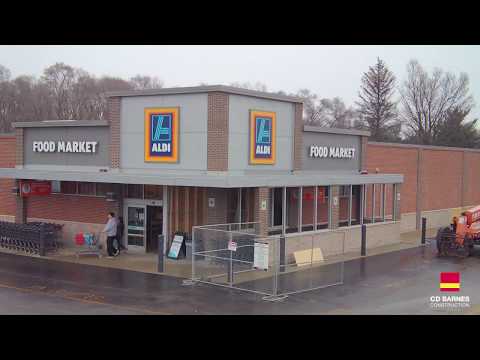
157, 234, 164, 273
421, 217, 426, 245
361, 224, 366, 256
39, 224, 46, 257
280, 235, 286, 273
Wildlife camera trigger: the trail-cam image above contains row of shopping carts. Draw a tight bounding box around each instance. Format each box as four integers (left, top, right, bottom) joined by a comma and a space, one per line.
0, 221, 63, 255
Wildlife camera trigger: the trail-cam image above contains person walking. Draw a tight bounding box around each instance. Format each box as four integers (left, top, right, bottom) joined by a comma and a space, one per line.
116, 216, 125, 252
102, 212, 118, 258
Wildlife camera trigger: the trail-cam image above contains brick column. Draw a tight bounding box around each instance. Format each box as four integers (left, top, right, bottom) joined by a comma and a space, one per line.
253, 187, 270, 236
293, 102, 304, 171
329, 186, 340, 229
394, 183, 402, 222
107, 96, 121, 169
15, 180, 26, 224
207, 92, 229, 171
15, 128, 24, 167
360, 135, 368, 170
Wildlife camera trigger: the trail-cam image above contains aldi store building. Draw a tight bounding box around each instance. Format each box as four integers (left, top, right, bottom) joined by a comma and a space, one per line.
0, 85, 404, 257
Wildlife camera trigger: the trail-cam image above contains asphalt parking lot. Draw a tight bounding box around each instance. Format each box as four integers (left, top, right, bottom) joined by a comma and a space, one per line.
0, 239, 478, 314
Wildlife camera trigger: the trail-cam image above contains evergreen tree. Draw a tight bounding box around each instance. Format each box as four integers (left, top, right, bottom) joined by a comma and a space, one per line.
434, 108, 480, 148
356, 58, 399, 141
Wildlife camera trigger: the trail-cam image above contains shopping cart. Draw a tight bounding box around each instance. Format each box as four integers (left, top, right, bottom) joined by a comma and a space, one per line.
74, 231, 102, 259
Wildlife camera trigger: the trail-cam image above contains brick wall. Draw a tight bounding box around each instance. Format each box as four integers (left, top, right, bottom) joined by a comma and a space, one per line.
0, 136, 16, 218
108, 96, 121, 168
26, 194, 118, 224
14, 128, 23, 166
207, 92, 229, 171
367, 143, 418, 214
293, 103, 304, 171
253, 187, 269, 236
368, 142, 480, 226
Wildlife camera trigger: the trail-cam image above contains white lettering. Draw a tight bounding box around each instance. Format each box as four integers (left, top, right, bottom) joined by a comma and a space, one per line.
91, 142, 97, 153
309, 145, 356, 159
57, 141, 65, 152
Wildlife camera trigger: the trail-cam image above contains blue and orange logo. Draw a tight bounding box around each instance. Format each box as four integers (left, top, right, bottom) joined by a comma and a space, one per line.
249, 110, 276, 165
144, 107, 179, 163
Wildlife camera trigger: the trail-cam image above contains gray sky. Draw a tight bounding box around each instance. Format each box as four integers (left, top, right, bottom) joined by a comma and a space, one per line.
1, 45, 480, 119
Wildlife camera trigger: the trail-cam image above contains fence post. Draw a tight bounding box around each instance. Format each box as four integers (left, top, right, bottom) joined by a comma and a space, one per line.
279, 235, 285, 273
39, 224, 46, 257
361, 224, 366, 257
227, 231, 233, 285
421, 217, 427, 245
157, 234, 164, 273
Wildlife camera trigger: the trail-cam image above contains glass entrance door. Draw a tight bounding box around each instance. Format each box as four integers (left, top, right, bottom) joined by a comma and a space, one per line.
127, 206, 145, 249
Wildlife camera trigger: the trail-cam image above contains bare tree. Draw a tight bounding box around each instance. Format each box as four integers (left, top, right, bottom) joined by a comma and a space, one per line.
356, 58, 399, 141
129, 75, 164, 90
229, 81, 268, 92
399, 59, 474, 145
41, 63, 77, 119
0, 65, 11, 82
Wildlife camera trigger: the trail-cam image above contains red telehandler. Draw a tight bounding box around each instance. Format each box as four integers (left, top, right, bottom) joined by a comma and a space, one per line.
437, 205, 480, 257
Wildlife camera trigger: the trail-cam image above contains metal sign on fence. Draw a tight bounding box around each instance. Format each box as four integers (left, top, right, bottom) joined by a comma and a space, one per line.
253, 242, 269, 270
228, 240, 237, 252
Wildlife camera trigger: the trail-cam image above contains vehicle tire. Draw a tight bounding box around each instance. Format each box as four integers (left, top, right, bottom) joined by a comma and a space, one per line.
464, 234, 474, 257
436, 227, 450, 256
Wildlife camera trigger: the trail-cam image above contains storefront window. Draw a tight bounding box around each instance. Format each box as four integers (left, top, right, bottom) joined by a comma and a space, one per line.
317, 186, 329, 230
96, 183, 114, 197
51, 180, 61, 193
301, 187, 315, 231
61, 181, 77, 194
286, 187, 300, 233
144, 185, 163, 200
127, 184, 144, 199
78, 182, 96, 196
338, 185, 351, 227
351, 185, 361, 225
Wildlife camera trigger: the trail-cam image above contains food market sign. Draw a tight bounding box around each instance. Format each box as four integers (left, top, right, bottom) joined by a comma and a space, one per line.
32, 141, 98, 153
309, 145, 356, 159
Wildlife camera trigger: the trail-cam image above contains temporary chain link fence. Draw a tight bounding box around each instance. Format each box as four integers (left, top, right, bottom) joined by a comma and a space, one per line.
190, 222, 346, 301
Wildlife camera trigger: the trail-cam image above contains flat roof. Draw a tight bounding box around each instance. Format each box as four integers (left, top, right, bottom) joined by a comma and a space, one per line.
105, 85, 304, 104
304, 125, 370, 137
13, 120, 109, 128
0, 168, 403, 187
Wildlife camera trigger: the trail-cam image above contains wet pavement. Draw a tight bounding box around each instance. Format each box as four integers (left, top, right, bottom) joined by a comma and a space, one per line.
0, 239, 479, 314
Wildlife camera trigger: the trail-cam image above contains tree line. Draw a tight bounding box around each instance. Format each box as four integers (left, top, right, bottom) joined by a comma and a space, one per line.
0, 59, 478, 148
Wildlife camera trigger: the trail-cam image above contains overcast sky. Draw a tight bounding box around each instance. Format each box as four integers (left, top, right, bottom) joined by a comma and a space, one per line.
1, 45, 480, 119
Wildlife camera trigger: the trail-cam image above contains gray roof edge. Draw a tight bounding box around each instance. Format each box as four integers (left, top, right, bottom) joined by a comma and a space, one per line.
105, 85, 304, 104
303, 125, 371, 137
13, 120, 109, 128
369, 141, 480, 153
0, 168, 403, 187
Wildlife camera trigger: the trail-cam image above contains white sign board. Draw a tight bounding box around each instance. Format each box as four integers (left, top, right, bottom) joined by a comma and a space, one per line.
228, 241, 237, 252
253, 242, 269, 270
167, 235, 184, 259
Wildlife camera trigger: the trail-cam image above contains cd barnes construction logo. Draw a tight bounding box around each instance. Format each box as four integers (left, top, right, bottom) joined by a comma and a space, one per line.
429, 272, 470, 311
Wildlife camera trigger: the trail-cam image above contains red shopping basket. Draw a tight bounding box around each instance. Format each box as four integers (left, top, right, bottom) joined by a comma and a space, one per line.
75, 233, 85, 246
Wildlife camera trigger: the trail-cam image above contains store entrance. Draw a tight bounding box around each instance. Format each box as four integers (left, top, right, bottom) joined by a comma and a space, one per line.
146, 205, 163, 253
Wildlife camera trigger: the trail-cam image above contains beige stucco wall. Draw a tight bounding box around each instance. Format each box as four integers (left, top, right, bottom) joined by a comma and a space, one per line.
284, 221, 401, 263
0, 215, 15, 223
27, 217, 106, 248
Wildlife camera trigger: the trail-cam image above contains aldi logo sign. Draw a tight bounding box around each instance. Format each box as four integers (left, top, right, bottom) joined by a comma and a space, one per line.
144, 108, 179, 163
249, 110, 276, 165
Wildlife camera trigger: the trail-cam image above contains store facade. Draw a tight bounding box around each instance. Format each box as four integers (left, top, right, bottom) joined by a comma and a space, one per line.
0, 85, 403, 256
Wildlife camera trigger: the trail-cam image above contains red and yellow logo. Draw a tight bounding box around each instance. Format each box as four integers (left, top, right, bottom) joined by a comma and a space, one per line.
440, 272, 460, 292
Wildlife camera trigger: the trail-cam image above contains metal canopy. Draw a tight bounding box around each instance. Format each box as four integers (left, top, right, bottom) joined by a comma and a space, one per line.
0, 168, 403, 188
